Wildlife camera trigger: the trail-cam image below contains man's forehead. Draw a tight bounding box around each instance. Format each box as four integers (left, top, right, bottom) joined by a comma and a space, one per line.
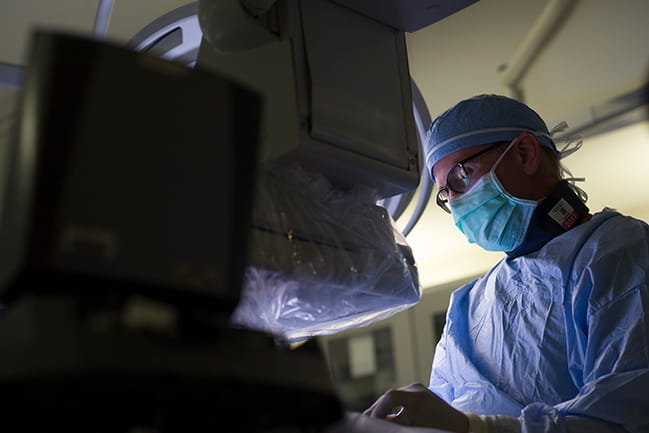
433, 143, 491, 176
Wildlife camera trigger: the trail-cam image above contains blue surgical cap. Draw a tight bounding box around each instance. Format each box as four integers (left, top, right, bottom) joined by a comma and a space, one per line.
425, 94, 558, 183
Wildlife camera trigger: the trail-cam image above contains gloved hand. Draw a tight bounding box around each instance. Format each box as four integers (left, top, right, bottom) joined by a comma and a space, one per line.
363, 383, 469, 433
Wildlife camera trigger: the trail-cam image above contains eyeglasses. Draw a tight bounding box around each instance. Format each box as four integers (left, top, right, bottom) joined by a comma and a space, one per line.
435, 142, 504, 213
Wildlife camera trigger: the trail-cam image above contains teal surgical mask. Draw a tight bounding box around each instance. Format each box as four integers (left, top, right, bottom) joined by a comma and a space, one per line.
448, 139, 537, 252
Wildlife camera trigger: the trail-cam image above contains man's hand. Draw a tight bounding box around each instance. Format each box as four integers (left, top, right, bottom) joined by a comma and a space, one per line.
362, 383, 469, 433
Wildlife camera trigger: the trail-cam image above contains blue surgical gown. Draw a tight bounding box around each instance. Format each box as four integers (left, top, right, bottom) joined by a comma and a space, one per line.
429, 210, 649, 433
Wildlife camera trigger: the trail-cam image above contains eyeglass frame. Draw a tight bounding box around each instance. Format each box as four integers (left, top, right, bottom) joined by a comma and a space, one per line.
435, 141, 507, 213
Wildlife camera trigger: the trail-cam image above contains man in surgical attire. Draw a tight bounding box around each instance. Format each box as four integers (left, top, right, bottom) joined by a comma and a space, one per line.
362, 95, 649, 433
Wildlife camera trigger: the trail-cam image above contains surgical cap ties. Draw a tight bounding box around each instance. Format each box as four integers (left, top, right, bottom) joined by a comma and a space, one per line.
550, 121, 588, 203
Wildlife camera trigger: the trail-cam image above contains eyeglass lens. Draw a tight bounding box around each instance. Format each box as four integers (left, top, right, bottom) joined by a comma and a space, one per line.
446, 165, 471, 194
435, 142, 505, 213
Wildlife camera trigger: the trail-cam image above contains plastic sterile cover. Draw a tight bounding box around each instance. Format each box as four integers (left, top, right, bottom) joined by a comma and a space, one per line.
231, 163, 421, 343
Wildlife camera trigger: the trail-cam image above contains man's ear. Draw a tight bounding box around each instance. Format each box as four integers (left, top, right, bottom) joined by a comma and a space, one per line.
514, 131, 542, 175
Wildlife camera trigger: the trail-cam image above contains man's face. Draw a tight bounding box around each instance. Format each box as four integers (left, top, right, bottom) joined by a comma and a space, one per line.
432, 133, 550, 212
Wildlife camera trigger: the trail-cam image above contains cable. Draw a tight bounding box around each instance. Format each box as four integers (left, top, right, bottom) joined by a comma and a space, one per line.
93, 0, 116, 39
402, 80, 433, 237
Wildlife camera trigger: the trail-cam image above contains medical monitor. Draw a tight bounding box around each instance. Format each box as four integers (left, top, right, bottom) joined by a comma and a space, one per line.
0, 31, 261, 312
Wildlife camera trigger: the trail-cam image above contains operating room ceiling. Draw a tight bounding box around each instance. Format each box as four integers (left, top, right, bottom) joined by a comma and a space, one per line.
1, 0, 648, 290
